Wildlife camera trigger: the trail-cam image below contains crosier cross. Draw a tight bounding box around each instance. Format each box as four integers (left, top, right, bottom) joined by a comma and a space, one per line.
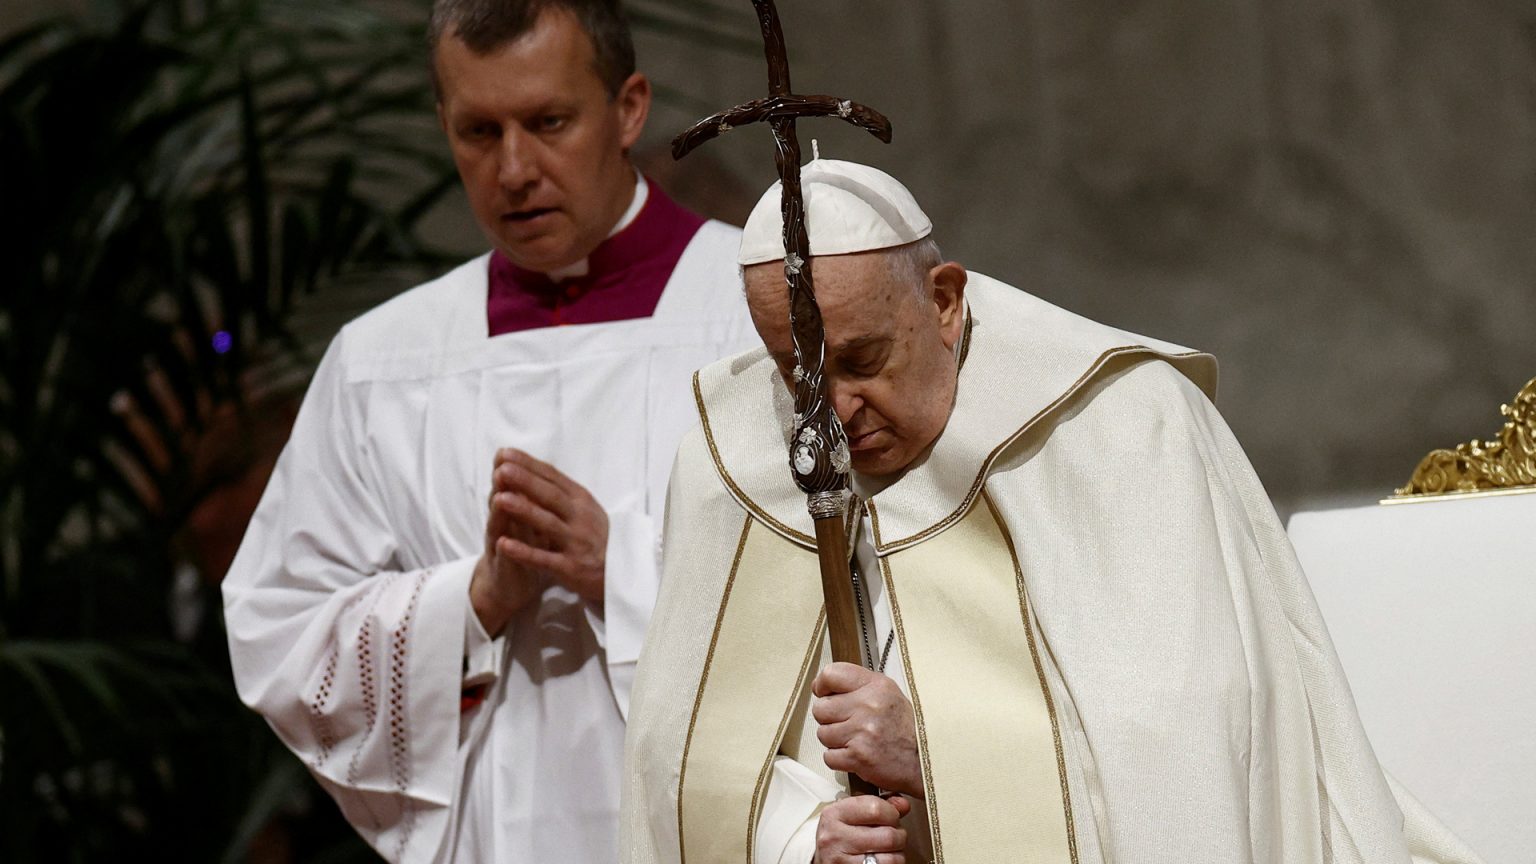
672, 0, 892, 799
673, 0, 891, 505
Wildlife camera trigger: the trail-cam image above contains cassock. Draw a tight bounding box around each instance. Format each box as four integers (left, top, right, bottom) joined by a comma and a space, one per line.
622, 272, 1484, 864
224, 178, 757, 863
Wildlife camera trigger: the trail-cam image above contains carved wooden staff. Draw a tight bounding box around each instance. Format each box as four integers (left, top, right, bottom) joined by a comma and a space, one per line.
673, 0, 891, 797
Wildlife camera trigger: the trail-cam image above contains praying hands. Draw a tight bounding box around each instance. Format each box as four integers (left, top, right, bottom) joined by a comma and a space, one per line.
470, 448, 609, 635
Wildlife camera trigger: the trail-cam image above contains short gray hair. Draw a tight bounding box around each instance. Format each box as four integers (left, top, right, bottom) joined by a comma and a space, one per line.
885, 237, 943, 295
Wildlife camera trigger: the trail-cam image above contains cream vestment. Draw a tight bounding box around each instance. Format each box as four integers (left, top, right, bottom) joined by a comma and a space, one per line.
622, 272, 1482, 864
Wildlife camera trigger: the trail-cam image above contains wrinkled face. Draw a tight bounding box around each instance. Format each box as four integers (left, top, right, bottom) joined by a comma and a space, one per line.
745, 250, 968, 478
435, 9, 650, 272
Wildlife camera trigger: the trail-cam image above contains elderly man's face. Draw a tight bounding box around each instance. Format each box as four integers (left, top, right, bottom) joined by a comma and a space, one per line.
435, 9, 650, 272
745, 250, 968, 478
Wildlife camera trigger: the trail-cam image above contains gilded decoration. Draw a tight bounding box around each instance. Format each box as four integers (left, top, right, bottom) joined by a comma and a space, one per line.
1390, 376, 1536, 499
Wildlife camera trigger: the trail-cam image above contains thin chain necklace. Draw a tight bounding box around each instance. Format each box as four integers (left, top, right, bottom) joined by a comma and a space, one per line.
850, 558, 896, 673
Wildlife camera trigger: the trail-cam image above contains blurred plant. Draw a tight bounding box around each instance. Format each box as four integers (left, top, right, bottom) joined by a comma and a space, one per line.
0, 0, 456, 859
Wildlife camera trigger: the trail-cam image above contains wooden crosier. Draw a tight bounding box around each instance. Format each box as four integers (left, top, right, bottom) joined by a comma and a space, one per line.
673, 0, 893, 799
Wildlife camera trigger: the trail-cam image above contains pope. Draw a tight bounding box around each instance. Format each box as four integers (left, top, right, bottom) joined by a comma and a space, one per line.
621, 159, 1484, 864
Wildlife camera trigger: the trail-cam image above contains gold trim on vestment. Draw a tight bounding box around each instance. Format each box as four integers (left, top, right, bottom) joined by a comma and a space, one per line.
747, 607, 827, 856
676, 513, 755, 864
879, 553, 944, 860
691, 273, 1218, 560
676, 516, 825, 863
987, 491, 1079, 864
700, 346, 1209, 559
867, 349, 1211, 555
880, 495, 1077, 862
678, 499, 1078, 862
690, 304, 977, 555
693, 371, 816, 548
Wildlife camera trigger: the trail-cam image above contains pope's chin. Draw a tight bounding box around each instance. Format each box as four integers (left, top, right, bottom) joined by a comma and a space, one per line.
849, 437, 909, 478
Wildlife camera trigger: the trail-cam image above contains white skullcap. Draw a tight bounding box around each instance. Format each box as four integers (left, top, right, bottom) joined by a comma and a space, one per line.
737, 158, 932, 266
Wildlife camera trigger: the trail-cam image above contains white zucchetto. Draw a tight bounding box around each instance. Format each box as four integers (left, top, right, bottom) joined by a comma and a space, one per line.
737, 158, 932, 266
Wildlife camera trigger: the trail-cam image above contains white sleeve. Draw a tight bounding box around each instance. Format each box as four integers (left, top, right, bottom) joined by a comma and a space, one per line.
462, 597, 501, 688
598, 509, 661, 719
222, 333, 469, 864
755, 756, 844, 864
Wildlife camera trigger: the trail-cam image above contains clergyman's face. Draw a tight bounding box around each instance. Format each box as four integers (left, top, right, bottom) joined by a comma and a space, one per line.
745, 250, 968, 478
435, 9, 650, 272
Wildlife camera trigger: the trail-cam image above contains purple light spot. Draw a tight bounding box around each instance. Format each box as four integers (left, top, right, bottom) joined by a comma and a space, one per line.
212, 331, 233, 354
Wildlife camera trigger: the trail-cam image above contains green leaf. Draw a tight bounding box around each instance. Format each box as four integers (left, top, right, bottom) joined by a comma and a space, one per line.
278, 201, 315, 313
216, 752, 304, 864
10, 641, 126, 720
0, 19, 71, 79
237, 62, 273, 331
0, 645, 84, 756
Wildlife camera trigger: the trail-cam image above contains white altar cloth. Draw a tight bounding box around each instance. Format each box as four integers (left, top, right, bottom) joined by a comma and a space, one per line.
1287, 492, 1536, 863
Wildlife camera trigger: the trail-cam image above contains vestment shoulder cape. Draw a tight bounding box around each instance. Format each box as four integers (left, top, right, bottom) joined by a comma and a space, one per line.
622, 273, 1482, 864
224, 219, 757, 863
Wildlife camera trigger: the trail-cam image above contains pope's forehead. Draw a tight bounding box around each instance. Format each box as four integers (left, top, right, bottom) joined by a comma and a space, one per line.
744, 251, 905, 310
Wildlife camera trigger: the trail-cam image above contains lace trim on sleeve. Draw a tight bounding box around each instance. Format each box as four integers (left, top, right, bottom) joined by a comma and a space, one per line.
346, 588, 386, 793
388, 570, 429, 859
298, 569, 432, 858
310, 644, 341, 767
309, 591, 371, 770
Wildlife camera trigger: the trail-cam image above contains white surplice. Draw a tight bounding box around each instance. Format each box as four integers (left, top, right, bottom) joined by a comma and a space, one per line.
223, 221, 756, 863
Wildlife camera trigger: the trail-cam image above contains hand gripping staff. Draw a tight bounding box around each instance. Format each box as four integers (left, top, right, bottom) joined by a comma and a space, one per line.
672, 0, 892, 798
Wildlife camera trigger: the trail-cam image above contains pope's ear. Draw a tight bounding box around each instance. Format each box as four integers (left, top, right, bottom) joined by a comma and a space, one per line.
931, 261, 968, 349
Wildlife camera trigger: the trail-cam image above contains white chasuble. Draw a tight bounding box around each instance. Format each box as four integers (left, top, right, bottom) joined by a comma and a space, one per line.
622, 274, 1485, 864
224, 222, 757, 864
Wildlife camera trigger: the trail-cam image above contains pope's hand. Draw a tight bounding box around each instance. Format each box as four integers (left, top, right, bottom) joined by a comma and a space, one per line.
812, 662, 924, 798
813, 794, 910, 864
470, 448, 609, 635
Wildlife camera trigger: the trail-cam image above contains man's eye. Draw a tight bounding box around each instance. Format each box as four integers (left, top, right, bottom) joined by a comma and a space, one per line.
461, 123, 498, 141
536, 115, 567, 132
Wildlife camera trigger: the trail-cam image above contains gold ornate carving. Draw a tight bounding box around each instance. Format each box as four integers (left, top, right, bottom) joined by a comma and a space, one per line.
1392, 376, 1536, 498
